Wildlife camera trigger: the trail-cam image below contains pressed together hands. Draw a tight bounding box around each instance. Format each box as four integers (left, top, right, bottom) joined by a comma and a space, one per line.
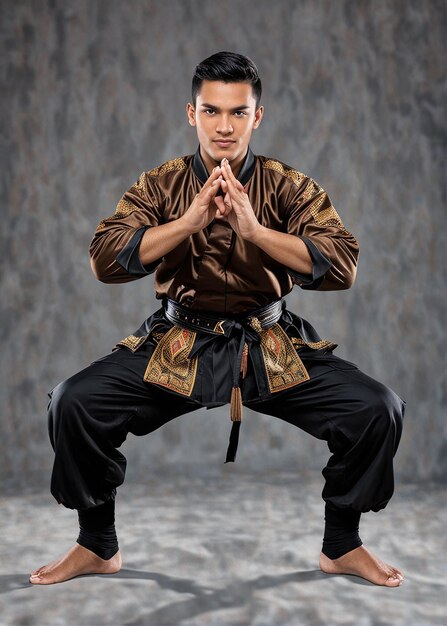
138, 158, 313, 276
184, 158, 260, 240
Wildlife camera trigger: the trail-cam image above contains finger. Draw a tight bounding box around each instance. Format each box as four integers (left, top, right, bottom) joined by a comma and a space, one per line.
214, 195, 232, 219
200, 177, 222, 209
222, 191, 233, 216
213, 195, 226, 217
220, 162, 238, 191
202, 166, 222, 191
208, 167, 223, 188
221, 159, 239, 186
220, 179, 233, 210
211, 176, 223, 193
221, 175, 240, 204
221, 179, 236, 203
216, 181, 233, 216
219, 161, 244, 204
207, 176, 223, 198
221, 178, 231, 192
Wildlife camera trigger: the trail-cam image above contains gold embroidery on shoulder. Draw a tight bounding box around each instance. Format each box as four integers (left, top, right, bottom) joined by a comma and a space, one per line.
309, 197, 345, 229
97, 177, 146, 230
259, 324, 310, 392
302, 178, 322, 202
148, 157, 186, 178
97, 199, 136, 230
144, 326, 198, 396
115, 197, 138, 216
263, 160, 306, 188
307, 194, 325, 218
263, 160, 348, 233
116, 334, 148, 352
134, 172, 146, 194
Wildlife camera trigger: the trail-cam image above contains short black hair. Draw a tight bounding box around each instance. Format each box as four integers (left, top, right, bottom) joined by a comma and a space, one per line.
192, 51, 262, 108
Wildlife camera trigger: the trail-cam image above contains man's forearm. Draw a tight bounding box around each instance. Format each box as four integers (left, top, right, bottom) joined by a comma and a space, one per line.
138, 216, 192, 265
249, 225, 313, 275
139, 170, 223, 265
139, 218, 313, 274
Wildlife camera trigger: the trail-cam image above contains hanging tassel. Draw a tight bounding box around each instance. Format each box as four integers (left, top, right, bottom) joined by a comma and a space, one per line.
230, 386, 243, 421
240, 343, 248, 379
224, 421, 241, 463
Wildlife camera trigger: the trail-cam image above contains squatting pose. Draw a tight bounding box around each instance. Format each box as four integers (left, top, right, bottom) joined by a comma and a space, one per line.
30, 52, 405, 587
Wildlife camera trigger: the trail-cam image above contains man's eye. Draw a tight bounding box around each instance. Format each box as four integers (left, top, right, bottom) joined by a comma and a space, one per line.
204, 109, 215, 115
234, 111, 247, 117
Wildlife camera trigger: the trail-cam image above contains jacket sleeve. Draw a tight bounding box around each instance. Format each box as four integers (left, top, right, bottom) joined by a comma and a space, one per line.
285, 176, 359, 291
89, 172, 163, 283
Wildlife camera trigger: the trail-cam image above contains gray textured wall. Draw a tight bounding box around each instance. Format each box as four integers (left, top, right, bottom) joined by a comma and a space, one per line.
1, 0, 445, 491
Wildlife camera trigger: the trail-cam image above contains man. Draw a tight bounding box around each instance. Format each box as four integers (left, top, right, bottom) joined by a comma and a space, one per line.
30, 52, 405, 587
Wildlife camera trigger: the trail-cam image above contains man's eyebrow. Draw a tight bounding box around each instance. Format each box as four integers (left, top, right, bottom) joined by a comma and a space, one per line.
199, 103, 251, 111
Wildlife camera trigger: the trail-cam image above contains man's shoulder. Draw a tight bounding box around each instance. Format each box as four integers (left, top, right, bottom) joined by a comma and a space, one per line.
145, 154, 193, 179
256, 154, 310, 189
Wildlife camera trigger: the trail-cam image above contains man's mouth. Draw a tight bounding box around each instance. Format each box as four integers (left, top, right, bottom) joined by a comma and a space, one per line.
213, 140, 236, 147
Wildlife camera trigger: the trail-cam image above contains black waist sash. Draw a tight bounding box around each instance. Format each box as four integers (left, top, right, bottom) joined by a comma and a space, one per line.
164, 298, 284, 463
116, 299, 333, 464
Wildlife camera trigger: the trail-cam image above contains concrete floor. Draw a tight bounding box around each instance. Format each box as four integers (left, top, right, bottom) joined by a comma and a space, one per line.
0, 470, 445, 626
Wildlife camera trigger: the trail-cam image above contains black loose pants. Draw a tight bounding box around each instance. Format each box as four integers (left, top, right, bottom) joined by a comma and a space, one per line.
48, 340, 405, 514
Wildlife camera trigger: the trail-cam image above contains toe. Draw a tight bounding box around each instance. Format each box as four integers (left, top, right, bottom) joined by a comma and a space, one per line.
30, 567, 45, 579
29, 574, 41, 584
385, 574, 402, 587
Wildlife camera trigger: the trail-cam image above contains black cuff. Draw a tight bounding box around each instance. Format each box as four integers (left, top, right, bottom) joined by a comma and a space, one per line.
287, 235, 332, 290
116, 225, 161, 277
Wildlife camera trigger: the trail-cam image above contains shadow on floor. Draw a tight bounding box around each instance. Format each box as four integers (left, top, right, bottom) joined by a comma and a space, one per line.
114, 568, 371, 625
0, 569, 372, 626
0, 566, 371, 598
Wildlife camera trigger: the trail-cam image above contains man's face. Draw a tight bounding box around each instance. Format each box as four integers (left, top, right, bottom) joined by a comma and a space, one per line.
186, 80, 263, 175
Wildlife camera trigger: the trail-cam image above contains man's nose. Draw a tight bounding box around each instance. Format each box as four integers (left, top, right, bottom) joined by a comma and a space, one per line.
216, 116, 233, 134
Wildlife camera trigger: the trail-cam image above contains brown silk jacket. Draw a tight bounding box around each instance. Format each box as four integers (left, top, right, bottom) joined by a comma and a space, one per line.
89, 147, 359, 314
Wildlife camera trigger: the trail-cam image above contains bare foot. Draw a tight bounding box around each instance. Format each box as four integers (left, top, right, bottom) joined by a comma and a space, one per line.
29, 544, 122, 585
319, 545, 404, 587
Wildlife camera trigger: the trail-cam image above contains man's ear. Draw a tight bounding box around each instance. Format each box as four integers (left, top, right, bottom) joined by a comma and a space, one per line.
253, 105, 264, 129
186, 103, 196, 127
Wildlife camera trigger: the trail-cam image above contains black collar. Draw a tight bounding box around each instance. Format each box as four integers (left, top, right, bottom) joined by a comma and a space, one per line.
192, 145, 256, 186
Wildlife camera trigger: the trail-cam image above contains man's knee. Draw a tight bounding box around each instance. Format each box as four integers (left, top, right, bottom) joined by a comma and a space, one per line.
362, 381, 405, 451
48, 376, 90, 447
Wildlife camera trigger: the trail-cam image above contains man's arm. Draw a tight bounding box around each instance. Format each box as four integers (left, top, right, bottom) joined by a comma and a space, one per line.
247, 226, 313, 276
138, 167, 223, 265
217, 158, 358, 290
89, 172, 163, 283
215, 159, 313, 277
90, 167, 223, 282
138, 178, 314, 273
